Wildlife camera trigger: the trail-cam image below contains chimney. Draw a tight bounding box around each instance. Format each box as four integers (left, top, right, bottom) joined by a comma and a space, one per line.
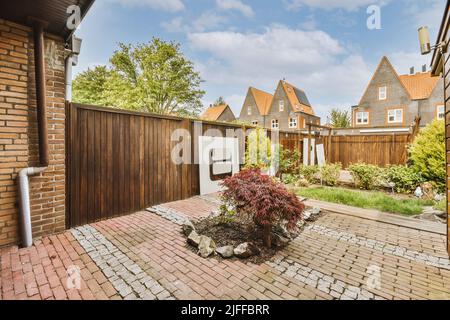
409, 66, 415, 75
422, 64, 427, 72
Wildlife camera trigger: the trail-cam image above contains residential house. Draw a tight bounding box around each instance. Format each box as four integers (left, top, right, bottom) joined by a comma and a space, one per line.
238, 87, 273, 127
353, 56, 444, 128
200, 104, 236, 122
239, 81, 320, 131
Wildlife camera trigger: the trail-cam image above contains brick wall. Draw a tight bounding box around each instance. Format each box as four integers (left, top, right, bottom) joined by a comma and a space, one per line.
0, 19, 66, 247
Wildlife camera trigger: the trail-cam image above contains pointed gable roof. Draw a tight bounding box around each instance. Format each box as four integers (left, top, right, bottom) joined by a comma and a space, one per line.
398, 72, 440, 100
249, 87, 273, 116
280, 80, 315, 115
358, 56, 411, 105
201, 104, 229, 121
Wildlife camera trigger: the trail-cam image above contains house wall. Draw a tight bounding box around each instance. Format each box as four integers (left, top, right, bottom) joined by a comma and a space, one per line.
419, 77, 445, 125
0, 19, 66, 247
239, 90, 265, 126
217, 107, 236, 122
357, 58, 414, 127
267, 81, 296, 131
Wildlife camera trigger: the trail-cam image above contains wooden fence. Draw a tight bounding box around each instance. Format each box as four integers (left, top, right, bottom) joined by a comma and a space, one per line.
66, 103, 410, 227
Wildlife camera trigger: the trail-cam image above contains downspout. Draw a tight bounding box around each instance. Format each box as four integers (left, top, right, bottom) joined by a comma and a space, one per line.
18, 20, 49, 247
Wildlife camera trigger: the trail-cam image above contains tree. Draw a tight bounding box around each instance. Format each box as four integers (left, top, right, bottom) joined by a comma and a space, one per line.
72, 38, 205, 116
329, 108, 351, 128
409, 119, 445, 191
214, 96, 226, 105
72, 66, 112, 106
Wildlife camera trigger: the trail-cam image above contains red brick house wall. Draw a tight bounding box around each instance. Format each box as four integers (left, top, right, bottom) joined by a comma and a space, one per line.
0, 19, 66, 247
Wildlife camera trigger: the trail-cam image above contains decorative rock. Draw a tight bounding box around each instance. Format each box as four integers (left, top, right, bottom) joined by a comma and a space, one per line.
233, 242, 260, 258
187, 231, 201, 247
272, 233, 290, 247
303, 207, 321, 221
216, 245, 234, 258
197, 236, 216, 258
181, 220, 195, 236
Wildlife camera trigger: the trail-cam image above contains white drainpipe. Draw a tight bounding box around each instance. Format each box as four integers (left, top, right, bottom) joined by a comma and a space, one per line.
65, 55, 73, 101
18, 167, 47, 247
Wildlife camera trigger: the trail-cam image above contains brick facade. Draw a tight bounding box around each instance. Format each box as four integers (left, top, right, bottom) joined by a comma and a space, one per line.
0, 19, 66, 247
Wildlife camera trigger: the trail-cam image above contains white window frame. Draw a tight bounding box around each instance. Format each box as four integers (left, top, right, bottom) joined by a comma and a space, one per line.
379, 86, 387, 100
387, 108, 403, 124
437, 105, 445, 120
251, 120, 258, 125
271, 119, 279, 130
356, 111, 369, 125
289, 117, 297, 128
279, 100, 284, 112
247, 106, 252, 116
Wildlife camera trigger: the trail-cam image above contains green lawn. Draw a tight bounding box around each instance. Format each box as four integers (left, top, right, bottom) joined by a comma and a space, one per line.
296, 186, 434, 216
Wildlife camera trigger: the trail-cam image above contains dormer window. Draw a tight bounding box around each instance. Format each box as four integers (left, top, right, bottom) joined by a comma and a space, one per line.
379, 86, 387, 100
247, 106, 252, 115
279, 100, 284, 112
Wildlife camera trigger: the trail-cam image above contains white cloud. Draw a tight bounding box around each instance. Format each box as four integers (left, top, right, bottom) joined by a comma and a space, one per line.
106, 0, 185, 12
216, 0, 254, 17
162, 12, 228, 33
189, 25, 372, 120
284, 0, 389, 11
389, 51, 431, 75
403, 0, 446, 34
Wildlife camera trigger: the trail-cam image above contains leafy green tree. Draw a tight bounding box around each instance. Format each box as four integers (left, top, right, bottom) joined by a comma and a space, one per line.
73, 38, 205, 116
72, 66, 112, 106
214, 96, 226, 105
409, 120, 445, 191
329, 108, 351, 128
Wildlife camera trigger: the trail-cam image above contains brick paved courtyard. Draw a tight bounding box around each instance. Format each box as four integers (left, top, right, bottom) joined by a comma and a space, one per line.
1, 195, 449, 300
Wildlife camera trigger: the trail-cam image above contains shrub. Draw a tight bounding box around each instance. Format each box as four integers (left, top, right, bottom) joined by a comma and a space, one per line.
282, 173, 300, 185
409, 120, 445, 192
384, 165, 423, 194
244, 128, 272, 170
319, 163, 342, 186
299, 165, 319, 184
348, 163, 382, 190
278, 146, 301, 175
221, 168, 304, 247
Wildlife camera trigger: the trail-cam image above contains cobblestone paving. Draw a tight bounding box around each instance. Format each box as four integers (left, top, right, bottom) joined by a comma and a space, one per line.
71, 226, 172, 300
267, 257, 381, 300
306, 224, 450, 270
2, 195, 450, 300
146, 205, 191, 226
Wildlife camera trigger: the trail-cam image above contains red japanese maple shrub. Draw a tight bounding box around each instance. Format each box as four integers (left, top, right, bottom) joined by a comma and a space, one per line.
220, 168, 304, 248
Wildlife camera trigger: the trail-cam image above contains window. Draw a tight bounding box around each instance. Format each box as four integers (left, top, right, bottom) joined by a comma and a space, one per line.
356, 112, 369, 125
271, 119, 279, 130
289, 117, 297, 128
387, 109, 403, 123
279, 100, 284, 112
251, 120, 258, 125
379, 86, 387, 100
437, 105, 445, 120
247, 106, 252, 115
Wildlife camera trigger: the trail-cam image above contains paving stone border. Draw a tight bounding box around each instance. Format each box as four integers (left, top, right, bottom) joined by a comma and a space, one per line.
267, 257, 382, 300
196, 195, 223, 205
146, 205, 191, 225
71, 225, 173, 300
306, 224, 450, 270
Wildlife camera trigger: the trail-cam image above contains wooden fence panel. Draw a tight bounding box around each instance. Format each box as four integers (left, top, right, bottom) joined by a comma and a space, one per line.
66, 103, 410, 227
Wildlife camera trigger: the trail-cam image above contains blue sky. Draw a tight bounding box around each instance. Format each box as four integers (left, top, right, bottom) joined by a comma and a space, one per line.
73, 0, 446, 121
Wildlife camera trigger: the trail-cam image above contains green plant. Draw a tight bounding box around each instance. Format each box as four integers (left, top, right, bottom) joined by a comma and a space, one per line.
319, 163, 342, 186
299, 165, 319, 184
409, 120, 445, 192
384, 165, 423, 194
221, 168, 304, 247
296, 186, 434, 216
278, 146, 301, 175
329, 108, 351, 128
433, 199, 446, 212
348, 163, 382, 190
244, 128, 272, 170
282, 173, 300, 185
